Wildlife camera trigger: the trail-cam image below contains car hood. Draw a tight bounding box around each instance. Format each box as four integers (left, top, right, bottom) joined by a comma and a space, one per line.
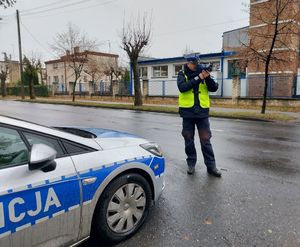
70, 127, 148, 149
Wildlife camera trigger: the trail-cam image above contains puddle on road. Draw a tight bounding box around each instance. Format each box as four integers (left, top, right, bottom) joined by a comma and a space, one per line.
233, 155, 299, 175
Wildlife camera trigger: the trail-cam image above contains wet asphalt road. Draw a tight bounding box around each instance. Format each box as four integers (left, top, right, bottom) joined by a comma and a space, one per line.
1, 100, 300, 247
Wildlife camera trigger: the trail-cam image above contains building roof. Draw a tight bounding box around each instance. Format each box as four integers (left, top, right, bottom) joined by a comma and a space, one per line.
223, 26, 249, 35
45, 50, 119, 64
0, 60, 19, 64
137, 51, 236, 65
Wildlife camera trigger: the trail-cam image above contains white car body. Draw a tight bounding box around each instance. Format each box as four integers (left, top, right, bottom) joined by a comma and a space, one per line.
0, 116, 165, 247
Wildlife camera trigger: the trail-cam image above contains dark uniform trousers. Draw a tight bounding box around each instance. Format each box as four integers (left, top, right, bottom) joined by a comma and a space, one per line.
181, 117, 216, 169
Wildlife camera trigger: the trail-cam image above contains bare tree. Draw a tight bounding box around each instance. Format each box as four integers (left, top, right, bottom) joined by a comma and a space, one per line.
238, 0, 300, 113
103, 57, 122, 89
0, 0, 15, 8
51, 23, 96, 102
85, 58, 101, 83
121, 13, 152, 106
0, 53, 10, 97
23, 55, 41, 100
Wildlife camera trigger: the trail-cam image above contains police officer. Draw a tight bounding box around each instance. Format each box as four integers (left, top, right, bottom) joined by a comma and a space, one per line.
177, 54, 222, 177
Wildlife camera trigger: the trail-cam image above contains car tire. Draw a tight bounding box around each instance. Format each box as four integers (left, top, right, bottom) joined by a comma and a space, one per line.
91, 173, 153, 244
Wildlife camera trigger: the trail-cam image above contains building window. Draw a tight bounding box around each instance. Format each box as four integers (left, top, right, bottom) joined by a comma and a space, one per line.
61, 75, 64, 83
227, 60, 246, 79
83, 75, 88, 82
174, 64, 184, 76
152, 66, 168, 78
54, 76, 59, 83
53, 63, 58, 69
48, 76, 51, 83
139, 67, 148, 79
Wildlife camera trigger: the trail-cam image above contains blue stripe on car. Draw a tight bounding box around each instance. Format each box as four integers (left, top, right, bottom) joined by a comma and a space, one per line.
0, 155, 165, 238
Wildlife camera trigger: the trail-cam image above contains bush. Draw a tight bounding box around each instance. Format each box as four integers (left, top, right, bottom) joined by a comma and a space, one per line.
7, 85, 49, 97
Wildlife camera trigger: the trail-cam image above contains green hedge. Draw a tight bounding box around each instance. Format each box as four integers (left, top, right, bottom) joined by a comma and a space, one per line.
7, 85, 50, 97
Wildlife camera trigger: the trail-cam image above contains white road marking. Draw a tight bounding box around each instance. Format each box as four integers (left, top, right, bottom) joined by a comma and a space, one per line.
211, 129, 224, 132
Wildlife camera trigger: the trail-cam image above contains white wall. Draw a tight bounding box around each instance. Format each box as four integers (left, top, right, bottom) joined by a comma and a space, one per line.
241, 78, 247, 97
138, 58, 250, 97
221, 57, 248, 97
222, 79, 232, 97
140, 63, 181, 96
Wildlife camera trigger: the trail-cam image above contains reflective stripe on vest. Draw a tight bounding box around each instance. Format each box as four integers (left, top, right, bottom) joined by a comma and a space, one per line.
178, 71, 210, 108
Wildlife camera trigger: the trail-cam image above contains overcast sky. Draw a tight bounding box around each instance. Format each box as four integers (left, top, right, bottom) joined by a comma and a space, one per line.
0, 0, 249, 65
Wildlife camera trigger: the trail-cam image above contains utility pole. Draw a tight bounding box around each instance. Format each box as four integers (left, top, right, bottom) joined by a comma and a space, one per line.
16, 9, 25, 99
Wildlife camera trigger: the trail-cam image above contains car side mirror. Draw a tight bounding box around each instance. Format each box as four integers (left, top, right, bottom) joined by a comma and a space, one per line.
29, 144, 57, 172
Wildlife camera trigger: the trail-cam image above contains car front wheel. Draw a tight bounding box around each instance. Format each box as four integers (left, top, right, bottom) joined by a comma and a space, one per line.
92, 173, 152, 243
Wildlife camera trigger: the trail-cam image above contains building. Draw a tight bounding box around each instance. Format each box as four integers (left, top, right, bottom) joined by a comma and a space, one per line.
0, 60, 20, 85
135, 0, 300, 99
45, 48, 119, 95
247, 0, 300, 97
136, 51, 249, 97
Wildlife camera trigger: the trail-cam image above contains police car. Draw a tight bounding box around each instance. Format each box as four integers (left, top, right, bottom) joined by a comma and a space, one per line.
0, 116, 165, 246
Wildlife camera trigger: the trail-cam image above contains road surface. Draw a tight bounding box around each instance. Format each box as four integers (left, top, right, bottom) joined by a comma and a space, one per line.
1, 100, 299, 247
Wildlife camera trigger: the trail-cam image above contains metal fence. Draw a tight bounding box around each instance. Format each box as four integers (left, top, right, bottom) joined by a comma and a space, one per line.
144, 75, 300, 98
52, 80, 132, 96
49, 76, 300, 98
117, 81, 131, 96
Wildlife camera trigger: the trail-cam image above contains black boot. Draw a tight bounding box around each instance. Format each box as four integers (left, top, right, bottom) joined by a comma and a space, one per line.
187, 165, 195, 175
207, 167, 222, 177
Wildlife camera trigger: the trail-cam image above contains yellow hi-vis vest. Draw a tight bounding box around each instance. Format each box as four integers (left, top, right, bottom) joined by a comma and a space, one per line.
178, 71, 210, 108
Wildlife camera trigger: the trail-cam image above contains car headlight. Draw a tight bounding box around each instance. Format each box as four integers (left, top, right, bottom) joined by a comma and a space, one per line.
140, 142, 163, 157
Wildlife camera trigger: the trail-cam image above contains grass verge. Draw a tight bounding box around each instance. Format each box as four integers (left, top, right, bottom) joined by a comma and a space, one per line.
17, 99, 297, 122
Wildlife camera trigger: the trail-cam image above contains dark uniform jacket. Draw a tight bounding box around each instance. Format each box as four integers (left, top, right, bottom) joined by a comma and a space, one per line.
177, 64, 219, 118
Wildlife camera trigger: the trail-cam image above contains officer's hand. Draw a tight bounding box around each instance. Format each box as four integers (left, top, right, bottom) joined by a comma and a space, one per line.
199, 70, 210, 80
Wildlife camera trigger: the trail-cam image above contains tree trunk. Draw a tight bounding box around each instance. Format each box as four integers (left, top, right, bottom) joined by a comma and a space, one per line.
1, 78, 6, 97
72, 81, 77, 102
261, 62, 269, 114
110, 72, 113, 95
132, 60, 143, 106
29, 77, 36, 100
40, 70, 44, 85
261, 13, 279, 114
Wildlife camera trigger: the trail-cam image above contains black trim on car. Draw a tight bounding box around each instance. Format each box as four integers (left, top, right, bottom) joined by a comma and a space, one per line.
61, 140, 96, 156
21, 130, 68, 159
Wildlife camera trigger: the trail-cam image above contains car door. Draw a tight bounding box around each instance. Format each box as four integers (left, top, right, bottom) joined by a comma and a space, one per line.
0, 125, 81, 247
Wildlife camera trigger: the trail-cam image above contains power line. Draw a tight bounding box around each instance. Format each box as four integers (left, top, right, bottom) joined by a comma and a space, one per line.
20, 20, 57, 58
21, 0, 96, 16
155, 18, 249, 37
21, 0, 118, 19
21, 0, 76, 13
